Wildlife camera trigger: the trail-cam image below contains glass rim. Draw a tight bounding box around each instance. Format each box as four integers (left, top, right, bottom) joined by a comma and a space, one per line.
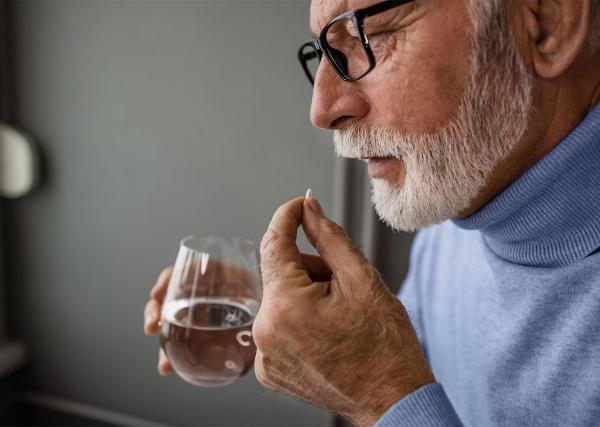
179, 235, 259, 259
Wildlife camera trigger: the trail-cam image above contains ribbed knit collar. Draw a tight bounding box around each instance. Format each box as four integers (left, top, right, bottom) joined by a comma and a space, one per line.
452, 103, 600, 267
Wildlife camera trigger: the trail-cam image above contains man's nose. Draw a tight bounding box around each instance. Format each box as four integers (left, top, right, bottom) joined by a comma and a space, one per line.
309, 62, 369, 130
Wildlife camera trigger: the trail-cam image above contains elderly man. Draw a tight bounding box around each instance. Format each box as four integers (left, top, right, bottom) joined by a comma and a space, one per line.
144, 0, 600, 425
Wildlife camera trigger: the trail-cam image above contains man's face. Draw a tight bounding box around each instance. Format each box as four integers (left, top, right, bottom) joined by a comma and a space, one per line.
309, 0, 473, 184
309, 0, 533, 231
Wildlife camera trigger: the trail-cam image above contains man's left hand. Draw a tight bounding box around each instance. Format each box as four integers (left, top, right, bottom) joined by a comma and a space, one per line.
253, 195, 435, 426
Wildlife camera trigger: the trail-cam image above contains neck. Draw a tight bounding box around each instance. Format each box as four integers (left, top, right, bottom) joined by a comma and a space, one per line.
459, 60, 600, 218
453, 100, 600, 266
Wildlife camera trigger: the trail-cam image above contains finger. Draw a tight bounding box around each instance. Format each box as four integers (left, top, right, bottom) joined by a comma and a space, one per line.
261, 197, 311, 287
150, 266, 173, 302
300, 253, 332, 282
158, 348, 172, 376
143, 299, 162, 335
302, 196, 370, 281
264, 197, 304, 255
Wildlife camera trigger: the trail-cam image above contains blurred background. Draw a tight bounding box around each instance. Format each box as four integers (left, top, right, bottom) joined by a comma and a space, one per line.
0, 1, 413, 425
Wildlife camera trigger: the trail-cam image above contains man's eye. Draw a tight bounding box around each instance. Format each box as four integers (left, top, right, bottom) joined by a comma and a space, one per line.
345, 26, 360, 39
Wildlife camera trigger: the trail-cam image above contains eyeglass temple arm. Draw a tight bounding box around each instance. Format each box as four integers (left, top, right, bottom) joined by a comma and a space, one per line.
360, 0, 416, 18
303, 51, 319, 61
298, 41, 322, 60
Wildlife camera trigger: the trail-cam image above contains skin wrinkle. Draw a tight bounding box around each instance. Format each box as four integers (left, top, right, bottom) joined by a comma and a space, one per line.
520, 85, 560, 185
373, 23, 418, 75
369, 6, 423, 78
366, 4, 421, 57
314, 305, 385, 382
588, 79, 600, 110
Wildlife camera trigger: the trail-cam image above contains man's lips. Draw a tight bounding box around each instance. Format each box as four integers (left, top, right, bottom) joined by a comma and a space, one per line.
365, 157, 400, 178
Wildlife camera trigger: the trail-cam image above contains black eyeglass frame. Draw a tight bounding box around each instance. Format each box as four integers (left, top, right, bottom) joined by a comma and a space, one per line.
298, 0, 416, 85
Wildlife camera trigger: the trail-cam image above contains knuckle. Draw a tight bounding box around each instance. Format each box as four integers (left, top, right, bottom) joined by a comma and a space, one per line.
252, 318, 273, 353
254, 359, 271, 388
253, 306, 292, 354
260, 230, 279, 256
367, 265, 384, 285
315, 219, 347, 253
254, 352, 277, 389
321, 218, 345, 236
319, 220, 348, 247
254, 361, 266, 385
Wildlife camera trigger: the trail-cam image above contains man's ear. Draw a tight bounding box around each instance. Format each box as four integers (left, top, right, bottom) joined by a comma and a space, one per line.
524, 0, 591, 78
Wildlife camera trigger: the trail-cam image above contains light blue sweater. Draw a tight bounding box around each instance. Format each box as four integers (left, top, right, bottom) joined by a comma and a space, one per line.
375, 102, 600, 427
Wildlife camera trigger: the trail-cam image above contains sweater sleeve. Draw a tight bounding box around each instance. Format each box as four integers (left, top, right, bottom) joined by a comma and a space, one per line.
374, 383, 463, 427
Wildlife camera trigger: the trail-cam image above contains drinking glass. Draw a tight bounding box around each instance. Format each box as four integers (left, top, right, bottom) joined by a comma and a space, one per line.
160, 236, 261, 387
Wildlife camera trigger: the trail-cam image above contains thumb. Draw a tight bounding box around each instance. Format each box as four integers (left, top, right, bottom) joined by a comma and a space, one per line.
301, 194, 370, 280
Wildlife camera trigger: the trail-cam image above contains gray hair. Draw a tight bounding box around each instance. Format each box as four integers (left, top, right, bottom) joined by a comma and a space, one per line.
469, 0, 600, 57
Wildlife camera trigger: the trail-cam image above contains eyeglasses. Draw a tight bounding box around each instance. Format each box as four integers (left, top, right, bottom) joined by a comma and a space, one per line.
298, 0, 416, 85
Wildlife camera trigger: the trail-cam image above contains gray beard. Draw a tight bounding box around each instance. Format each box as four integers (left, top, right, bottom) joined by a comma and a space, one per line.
333, 25, 533, 232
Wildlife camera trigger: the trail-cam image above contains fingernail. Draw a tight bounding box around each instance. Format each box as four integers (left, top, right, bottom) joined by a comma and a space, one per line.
305, 188, 312, 199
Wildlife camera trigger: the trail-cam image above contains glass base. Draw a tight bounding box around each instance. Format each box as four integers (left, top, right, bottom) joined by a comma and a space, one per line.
179, 374, 239, 388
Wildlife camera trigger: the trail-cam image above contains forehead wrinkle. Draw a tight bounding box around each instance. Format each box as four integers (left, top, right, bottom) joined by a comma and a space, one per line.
309, 0, 414, 37
310, 0, 366, 37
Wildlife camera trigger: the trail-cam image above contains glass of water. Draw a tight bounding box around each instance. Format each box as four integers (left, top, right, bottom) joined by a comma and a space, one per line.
160, 236, 261, 387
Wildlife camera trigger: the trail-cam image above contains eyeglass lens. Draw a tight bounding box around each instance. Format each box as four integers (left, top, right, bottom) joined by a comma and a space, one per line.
325, 17, 371, 80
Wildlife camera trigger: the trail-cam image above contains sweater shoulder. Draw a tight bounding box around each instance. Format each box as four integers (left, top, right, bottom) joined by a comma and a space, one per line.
412, 221, 483, 270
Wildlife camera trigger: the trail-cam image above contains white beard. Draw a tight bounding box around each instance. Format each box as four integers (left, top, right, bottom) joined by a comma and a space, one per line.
333, 24, 533, 232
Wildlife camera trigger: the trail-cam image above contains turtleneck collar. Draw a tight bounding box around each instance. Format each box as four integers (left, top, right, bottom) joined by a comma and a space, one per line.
452, 103, 600, 267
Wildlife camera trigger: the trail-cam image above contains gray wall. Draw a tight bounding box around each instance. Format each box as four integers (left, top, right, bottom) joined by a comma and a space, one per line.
1, 1, 8, 340
5, 1, 335, 425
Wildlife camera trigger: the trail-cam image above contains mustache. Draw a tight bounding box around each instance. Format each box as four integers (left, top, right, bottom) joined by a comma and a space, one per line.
333, 124, 414, 160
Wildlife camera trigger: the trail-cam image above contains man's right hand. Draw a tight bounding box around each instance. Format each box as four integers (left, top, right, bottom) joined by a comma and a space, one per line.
143, 266, 173, 376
